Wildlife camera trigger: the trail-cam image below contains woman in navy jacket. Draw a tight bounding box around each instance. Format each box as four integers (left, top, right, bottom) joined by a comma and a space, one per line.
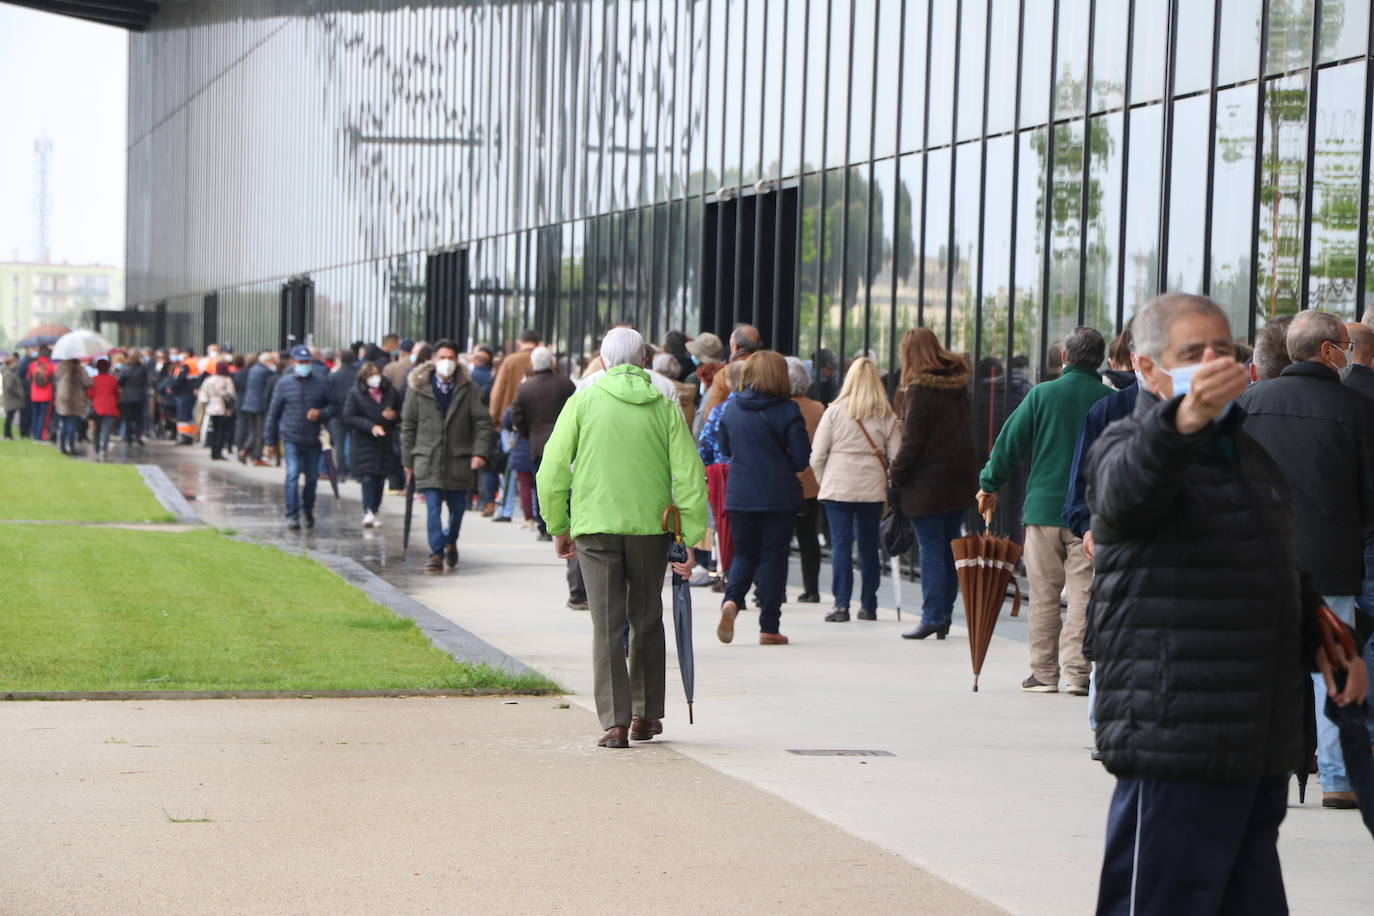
716, 350, 812, 645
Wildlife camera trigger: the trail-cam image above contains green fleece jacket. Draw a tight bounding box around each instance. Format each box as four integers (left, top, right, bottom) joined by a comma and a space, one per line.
978, 364, 1111, 528
536, 365, 708, 545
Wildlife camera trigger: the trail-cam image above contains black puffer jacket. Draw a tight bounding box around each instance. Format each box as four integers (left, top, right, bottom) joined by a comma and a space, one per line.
1235, 360, 1374, 596
342, 378, 403, 478
1085, 392, 1322, 784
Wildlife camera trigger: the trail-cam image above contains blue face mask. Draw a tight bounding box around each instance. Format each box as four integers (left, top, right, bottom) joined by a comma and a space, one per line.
1168, 362, 1236, 423
294, 363, 312, 378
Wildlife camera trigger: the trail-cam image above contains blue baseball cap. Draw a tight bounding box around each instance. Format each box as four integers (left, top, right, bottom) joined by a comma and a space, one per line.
289, 345, 312, 361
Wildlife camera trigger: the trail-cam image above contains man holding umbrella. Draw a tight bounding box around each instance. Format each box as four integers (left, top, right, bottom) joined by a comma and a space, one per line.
537, 328, 706, 749
1085, 293, 1368, 911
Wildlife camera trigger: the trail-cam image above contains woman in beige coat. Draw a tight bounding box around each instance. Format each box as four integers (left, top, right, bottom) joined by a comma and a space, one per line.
810, 358, 900, 621
54, 359, 91, 456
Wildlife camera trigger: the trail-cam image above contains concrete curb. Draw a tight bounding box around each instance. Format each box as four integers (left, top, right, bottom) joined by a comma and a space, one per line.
1, 688, 561, 702
304, 549, 543, 680
135, 464, 201, 523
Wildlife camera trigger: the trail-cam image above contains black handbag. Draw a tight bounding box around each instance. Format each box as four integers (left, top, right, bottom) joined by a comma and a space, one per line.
880, 485, 913, 556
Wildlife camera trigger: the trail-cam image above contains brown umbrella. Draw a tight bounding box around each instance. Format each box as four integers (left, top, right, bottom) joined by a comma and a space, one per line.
16, 322, 71, 348
952, 521, 1024, 692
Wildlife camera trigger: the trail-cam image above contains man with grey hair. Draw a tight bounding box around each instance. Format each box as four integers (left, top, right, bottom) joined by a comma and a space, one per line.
1248, 315, 1294, 382
978, 326, 1111, 694
537, 327, 708, 748
511, 345, 577, 548
1237, 308, 1374, 809
1085, 292, 1366, 908
576, 333, 681, 402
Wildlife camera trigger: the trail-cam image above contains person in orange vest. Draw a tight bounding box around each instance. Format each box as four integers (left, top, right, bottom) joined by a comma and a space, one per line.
170, 348, 203, 445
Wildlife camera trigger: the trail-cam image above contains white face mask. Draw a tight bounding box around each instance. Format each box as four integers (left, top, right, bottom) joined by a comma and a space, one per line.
366, 375, 382, 389
435, 358, 457, 379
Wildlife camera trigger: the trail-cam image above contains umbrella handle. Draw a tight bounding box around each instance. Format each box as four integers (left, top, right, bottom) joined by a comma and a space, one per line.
661, 505, 683, 544
1316, 605, 1358, 669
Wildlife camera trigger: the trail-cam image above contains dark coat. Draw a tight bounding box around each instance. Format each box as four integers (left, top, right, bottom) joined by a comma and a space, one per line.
401, 362, 493, 492
1344, 362, 1374, 403
1085, 391, 1323, 784
241, 362, 275, 414
326, 363, 358, 411
342, 379, 403, 478
889, 364, 978, 518
264, 368, 334, 445
1063, 383, 1139, 538
511, 370, 577, 461
717, 388, 811, 513
1235, 360, 1374, 596
115, 362, 149, 405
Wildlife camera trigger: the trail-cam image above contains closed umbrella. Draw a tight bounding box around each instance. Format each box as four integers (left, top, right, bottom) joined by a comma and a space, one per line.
16, 323, 70, 348
881, 485, 913, 621
1316, 605, 1374, 837
402, 474, 416, 552
951, 515, 1024, 692
662, 505, 695, 724
51, 329, 115, 361
319, 427, 341, 500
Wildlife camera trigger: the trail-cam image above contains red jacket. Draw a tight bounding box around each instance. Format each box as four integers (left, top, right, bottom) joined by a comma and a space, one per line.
90, 373, 120, 417
27, 357, 54, 402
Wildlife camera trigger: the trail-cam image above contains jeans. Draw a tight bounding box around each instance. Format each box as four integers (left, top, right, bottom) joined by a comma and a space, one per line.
725, 509, 795, 634
823, 500, 883, 611
497, 466, 518, 519
424, 488, 468, 556
793, 498, 821, 595
1314, 594, 1374, 792
911, 509, 965, 626
282, 441, 322, 520
58, 415, 80, 453
95, 415, 117, 453
30, 402, 51, 440
478, 468, 500, 505
359, 474, 384, 514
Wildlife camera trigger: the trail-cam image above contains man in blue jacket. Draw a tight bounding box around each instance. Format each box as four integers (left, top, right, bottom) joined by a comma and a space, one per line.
265, 345, 334, 530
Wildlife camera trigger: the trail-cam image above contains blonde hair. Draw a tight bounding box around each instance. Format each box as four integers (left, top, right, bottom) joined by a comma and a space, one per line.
838, 357, 894, 421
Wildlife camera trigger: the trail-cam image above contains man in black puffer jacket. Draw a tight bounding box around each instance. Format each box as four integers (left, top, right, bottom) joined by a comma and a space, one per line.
1085, 294, 1367, 914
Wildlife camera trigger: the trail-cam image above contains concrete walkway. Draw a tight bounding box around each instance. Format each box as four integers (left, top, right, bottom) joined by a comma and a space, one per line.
104, 443, 1373, 912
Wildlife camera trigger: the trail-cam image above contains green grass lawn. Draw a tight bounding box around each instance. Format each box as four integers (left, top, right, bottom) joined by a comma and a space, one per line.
0, 440, 173, 522
0, 524, 557, 693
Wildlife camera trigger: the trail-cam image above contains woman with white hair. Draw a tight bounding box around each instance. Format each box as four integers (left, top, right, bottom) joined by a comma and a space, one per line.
810, 358, 900, 622
786, 356, 825, 604
653, 351, 697, 428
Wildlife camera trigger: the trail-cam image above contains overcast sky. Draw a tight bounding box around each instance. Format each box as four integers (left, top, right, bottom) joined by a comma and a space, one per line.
0, 6, 126, 268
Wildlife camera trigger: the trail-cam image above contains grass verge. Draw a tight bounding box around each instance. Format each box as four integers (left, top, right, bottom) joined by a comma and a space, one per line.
0, 440, 173, 522
0, 524, 557, 693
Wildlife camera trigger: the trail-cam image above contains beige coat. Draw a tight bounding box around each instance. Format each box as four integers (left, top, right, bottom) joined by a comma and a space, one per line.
54, 361, 92, 417
198, 374, 237, 417
810, 398, 900, 503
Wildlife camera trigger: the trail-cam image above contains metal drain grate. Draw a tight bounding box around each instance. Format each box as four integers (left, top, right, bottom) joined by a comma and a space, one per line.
786, 749, 895, 757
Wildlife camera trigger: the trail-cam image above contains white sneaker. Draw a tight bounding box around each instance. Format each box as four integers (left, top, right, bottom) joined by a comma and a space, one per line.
362, 510, 377, 528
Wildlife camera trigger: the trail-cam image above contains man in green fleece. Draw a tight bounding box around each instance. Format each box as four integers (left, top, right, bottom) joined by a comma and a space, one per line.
977, 327, 1110, 694
537, 328, 707, 749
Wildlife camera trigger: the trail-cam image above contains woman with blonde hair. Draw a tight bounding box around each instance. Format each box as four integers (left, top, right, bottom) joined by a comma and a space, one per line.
715, 350, 812, 645
810, 357, 901, 621
889, 327, 977, 640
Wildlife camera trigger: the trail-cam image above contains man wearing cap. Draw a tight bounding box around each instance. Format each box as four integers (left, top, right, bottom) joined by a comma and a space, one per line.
265, 345, 335, 530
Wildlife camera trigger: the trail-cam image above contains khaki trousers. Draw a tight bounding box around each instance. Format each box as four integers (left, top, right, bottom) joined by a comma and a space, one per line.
577, 532, 671, 730
1023, 524, 1092, 688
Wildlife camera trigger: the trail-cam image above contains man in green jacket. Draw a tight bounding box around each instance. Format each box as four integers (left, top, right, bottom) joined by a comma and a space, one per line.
977, 327, 1110, 694
537, 328, 707, 749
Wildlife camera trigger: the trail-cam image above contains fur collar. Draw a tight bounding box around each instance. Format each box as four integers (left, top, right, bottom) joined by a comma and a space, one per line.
909, 365, 970, 390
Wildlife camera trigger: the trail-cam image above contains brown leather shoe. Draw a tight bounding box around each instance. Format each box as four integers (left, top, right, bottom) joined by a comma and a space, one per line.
759, 632, 790, 645
717, 600, 738, 644
630, 716, 663, 741
480, 501, 496, 517
596, 726, 630, 748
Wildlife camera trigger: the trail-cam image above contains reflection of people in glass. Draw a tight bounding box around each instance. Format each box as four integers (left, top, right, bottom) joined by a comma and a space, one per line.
808, 348, 840, 404
970, 356, 1032, 543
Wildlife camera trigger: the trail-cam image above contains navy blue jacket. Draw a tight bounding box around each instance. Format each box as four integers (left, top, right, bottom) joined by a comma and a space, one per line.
1063, 383, 1138, 538
265, 369, 335, 445
717, 388, 811, 512
326, 363, 358, 412
241, 362, 275, 414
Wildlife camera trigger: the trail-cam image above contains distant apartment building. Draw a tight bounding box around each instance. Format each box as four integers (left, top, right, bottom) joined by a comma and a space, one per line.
0, 262, 123, 349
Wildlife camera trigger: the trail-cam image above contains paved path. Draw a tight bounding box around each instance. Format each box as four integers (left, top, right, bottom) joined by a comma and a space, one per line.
108, 442, 1373, 912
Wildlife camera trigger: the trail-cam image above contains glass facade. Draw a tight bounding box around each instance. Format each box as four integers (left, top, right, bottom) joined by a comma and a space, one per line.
128, 0, 1374, 376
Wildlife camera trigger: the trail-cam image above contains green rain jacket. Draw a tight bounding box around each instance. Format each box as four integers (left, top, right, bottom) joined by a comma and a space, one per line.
978, 364, 1111, 528
537, 365, 708, 546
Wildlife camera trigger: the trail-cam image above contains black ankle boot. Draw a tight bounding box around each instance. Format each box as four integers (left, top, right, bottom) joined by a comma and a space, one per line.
902, 622, 950, 640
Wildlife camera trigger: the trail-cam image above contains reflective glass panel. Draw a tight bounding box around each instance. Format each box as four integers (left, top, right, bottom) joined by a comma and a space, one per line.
799, 171, 823, 363
1320, 0, 1370, 63
873, 0, 901, 158
1218, 0, 1263, 87
986, 0, 1020, 134
1131, 0, 1168, 104
898, 0, 929, 153
950, 142, 981, 355
1020, 0, 1053, 127
1092, 0, 1128, 113
1048, 119, 1083, 347
980, 135, 1015, 369
1210, 84, 1259, 336
894, 152, 923, 333
956, 0, 987, 141
1267, 0, 1314, 76
1013, 126, 1046, 381
1085, 112, 1122, 333
844, 165, 871, 354
1309, 62, 1365, 319
923, 147, 951, 333
850, 0, 878, 164
826, 0, 853, 168
871, 155, 899, 369
1173, 0, 1216, 96
1257, 73, 1309, 322
927, 0, 956, 148
1055, 0, 1089, 120
781, 0, 807, 172
1167, 95, 1209, 294
1123, 104, 1163, 325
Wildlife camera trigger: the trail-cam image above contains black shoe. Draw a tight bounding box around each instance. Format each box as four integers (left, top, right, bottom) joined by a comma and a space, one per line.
856, 609, 878, 621
303, 511, 315, 529
444, 544, 459, 567
493, 515, 512, 523
824, 608, 850, 622
902, 622, 949, 640
1090, 747, 1102, 762
287, 518, 301, 531
796, 591, 821, 604
538, 532, 553, 542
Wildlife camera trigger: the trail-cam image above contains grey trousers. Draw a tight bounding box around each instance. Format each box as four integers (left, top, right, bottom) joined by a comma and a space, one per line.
577, 532, 670, 730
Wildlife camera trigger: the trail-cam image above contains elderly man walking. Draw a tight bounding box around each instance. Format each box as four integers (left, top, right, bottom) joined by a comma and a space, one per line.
977, 327, 1111, 693
537, 328, 707, 748
1086, 293, 1367, 912
1236, 309, 1374, 810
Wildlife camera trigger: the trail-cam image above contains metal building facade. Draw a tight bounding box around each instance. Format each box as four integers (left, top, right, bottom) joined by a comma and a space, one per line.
127, 0, 1374, 376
